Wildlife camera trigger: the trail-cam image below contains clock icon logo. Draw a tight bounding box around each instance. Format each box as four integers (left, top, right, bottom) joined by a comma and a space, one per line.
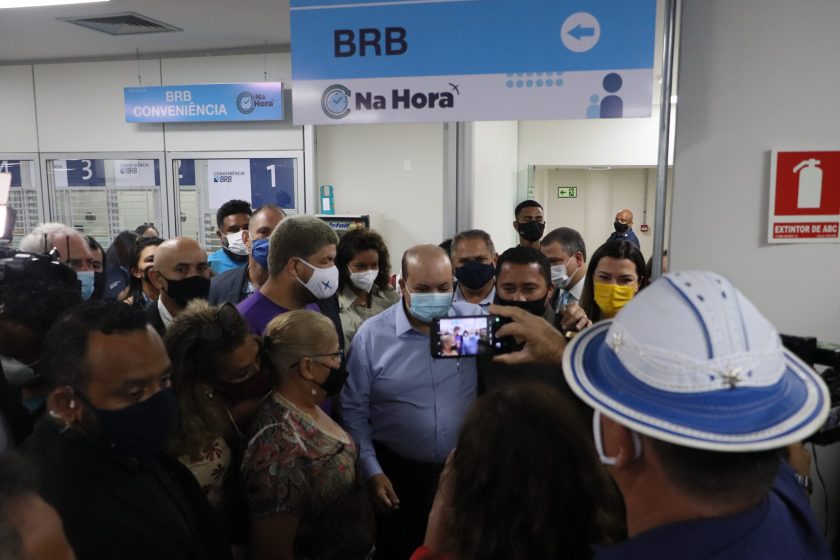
236, 92, 256, 114
321, 85, 351, 119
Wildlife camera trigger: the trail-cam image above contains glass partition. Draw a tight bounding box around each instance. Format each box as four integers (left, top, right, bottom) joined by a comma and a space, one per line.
0, 156, 43, 241
44, 154, 165, 248
170, 152, 302, 251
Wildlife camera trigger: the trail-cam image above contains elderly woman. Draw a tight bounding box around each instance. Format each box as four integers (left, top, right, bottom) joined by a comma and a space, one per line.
242, 309, 374, 560
334, 228, 400, 348
164, 301, 272, 556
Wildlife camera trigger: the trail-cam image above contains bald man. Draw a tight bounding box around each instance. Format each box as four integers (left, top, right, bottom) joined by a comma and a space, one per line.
146, 237, 211, 334
607, 208, 641, 248
340, 244, 483, 560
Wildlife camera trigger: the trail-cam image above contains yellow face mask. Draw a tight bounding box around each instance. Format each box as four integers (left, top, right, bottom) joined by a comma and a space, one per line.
593, 282, 637, 318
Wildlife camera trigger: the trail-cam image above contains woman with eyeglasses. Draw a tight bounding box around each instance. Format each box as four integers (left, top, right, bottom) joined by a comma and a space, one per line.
164, 300, 273, 558
242, 309, 374, 560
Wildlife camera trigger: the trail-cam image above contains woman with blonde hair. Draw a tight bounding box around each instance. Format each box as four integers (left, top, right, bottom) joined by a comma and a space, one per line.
242, 310, 374, 560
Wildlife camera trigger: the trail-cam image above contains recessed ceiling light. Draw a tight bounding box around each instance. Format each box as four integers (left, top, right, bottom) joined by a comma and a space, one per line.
0, 0, 108, 8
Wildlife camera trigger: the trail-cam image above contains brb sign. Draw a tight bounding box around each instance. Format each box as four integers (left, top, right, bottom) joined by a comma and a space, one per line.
768, 150, 840, 244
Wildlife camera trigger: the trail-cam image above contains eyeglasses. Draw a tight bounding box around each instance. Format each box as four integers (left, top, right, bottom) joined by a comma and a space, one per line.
198, 303, 242, 343
290, 349, 344, 368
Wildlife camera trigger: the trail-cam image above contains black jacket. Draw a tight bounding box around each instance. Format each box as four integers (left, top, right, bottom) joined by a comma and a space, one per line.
145, 300, 166, 336
21, 419, 231, 560
208, 266, 250, 306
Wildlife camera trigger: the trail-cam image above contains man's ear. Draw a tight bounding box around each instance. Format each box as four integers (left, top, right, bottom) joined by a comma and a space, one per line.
602, 415, 643, 470
47, 386, 82, 426
512, 221, 519, 232
242, 230, 251, 248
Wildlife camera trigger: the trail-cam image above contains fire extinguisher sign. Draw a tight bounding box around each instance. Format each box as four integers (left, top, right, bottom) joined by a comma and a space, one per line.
768, 149, 840, 244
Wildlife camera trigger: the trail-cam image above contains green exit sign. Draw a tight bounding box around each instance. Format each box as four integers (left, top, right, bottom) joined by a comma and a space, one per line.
557, 186, 578, 199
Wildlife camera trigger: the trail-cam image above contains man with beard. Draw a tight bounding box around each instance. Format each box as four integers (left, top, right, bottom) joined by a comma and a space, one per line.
236, 216, 344, 346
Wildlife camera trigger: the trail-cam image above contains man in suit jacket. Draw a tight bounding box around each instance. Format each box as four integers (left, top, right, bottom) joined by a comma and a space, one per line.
209, 204, 286, 306
21, 300, 231, 560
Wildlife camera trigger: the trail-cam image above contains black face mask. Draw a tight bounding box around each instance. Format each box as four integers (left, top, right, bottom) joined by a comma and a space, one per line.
213, 370, 272, 405
614, 221, 630, 233
76, 388, 178, 460
92, 271, 106, 300
300, 364, 348, 398
517, 221, 545, 242
162, 275, 211, 308
455, 261, 495, 290
494, 294, 548, 317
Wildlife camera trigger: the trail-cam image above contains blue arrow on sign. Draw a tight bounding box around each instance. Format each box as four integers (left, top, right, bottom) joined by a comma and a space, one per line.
568, 24, 596, 41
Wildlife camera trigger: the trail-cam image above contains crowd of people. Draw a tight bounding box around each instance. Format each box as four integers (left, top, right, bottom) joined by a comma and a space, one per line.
0, 198, 832, 560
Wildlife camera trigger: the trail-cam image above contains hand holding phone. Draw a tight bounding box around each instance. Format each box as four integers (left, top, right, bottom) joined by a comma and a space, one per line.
430, 315, 516, 359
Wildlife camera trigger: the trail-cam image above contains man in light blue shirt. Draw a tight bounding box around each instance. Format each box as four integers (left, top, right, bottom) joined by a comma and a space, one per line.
341, 244, 483, 560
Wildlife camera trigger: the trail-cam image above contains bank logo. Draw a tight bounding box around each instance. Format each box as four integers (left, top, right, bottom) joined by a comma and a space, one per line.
321, 84, 351, 119
236, 92, 256, 114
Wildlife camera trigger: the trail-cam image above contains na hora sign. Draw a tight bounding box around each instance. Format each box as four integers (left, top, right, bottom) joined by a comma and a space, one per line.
768, 150, 840, 244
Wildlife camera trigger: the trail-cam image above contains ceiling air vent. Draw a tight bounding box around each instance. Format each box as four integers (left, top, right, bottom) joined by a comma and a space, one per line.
60, 12, 183, 36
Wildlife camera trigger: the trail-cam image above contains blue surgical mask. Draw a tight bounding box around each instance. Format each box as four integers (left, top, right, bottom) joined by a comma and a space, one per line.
408, 291, 453, 323
251, 238, 269, 270
78, 270, 95, 301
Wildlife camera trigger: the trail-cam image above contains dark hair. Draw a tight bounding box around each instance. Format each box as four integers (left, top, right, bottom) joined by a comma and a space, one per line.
126, 236, 164, 308
105, 230, 139, 272
447, 384, 609, 559
164, 300, 252, 460
438, 238, 453, 257
41, 300, 148, 389
579, 240, 648, 322
514, 200, 543, 219
495, 246, 551, 289
335, 228, 392, 292
647, 438, 781, 506
541, 227, 587, 261
0, 452, 38, 558
0, 271, 81, 344
452, 229, 496, 259
216, 199, 252, 229
645, 249, 669, 281
86, 236, 104, 260
134, 223, 159, 237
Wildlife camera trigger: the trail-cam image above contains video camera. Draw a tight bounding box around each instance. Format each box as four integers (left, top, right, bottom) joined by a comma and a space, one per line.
781, 334, 840, 446
0, 246, 79, 288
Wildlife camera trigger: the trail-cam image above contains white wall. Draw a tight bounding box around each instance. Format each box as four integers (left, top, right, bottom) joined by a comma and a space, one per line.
34, 60, 164, 152
472, 121, 519, 251
0, 65, 38, 153
315, 123, 445, 271
672, 0, 840, 538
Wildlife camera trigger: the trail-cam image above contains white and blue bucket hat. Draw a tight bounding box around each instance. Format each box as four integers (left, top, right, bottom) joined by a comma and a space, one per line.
563, 271, 830, 451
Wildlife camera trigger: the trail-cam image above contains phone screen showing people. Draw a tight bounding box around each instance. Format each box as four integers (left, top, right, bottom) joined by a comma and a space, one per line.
431, 316, 493, 358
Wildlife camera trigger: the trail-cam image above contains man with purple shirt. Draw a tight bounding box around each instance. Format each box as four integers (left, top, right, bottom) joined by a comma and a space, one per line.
237, 216, 344, 346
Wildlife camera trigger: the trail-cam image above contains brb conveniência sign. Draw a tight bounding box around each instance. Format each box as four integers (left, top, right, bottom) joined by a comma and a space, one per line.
290, 0, 657, 125
768, 150, 840, 244
124, 83, 283, 123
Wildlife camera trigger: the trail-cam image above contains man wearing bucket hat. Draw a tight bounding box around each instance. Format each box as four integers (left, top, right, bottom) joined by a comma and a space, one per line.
491, 270, 831, 559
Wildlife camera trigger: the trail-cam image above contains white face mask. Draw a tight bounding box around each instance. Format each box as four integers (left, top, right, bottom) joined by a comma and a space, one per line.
592, 410, 642, 465
225, 231, 249, 256
296, 259, 339, 299
1, 355, 38, 386
349, 269, 378, 293
550, 264, 570, 289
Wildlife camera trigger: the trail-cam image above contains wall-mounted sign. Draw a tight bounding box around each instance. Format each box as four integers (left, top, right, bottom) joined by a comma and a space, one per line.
124, 83, 284, 123
557, 186, 578, 198
768, 150, 840, 244
206, 158, 296, 210
290, 0, 656, 125
0, 160, 23, 187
